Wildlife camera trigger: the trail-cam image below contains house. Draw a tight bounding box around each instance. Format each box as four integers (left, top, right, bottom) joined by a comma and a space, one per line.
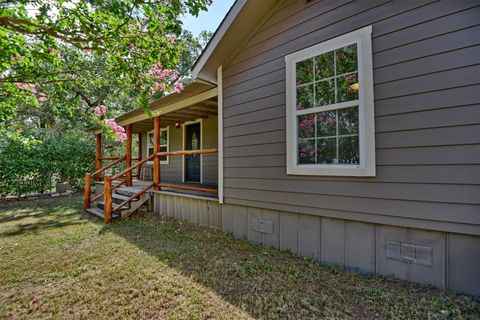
85, 0, 480, 296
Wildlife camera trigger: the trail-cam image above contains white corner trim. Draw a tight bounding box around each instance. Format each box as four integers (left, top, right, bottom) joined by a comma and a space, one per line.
191, 0, 247, 82
285, 25, 375, 177
217, 66, 224, 204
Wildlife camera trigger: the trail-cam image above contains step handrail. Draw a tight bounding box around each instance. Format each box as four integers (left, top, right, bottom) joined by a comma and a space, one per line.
112, 183, 154, 213
90, 178, 126, 203
112, 154, 154, 181
84, 156, 126, 209
92, 156, 125, 177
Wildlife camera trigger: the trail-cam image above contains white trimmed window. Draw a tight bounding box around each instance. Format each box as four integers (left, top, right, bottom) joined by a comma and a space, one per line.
285, 26, 375, 176
148, 127, 169, 164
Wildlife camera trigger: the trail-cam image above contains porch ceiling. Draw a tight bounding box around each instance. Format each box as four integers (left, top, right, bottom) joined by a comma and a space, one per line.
130, 97, 218, 133
86, 81, 217, 134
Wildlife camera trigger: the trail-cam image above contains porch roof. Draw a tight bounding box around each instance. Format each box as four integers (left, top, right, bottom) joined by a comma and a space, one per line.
88, 81, 217, 133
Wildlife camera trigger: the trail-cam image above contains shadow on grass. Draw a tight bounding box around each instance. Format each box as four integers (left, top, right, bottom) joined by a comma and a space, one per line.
0, 197, 87, 237
0, 211, 43, 224
1, 218, 87, 237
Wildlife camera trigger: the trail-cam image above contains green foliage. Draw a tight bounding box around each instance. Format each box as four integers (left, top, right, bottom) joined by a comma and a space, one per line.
0, 130, 95, 198
0, 0, 212, 128
0, 1, 214, 197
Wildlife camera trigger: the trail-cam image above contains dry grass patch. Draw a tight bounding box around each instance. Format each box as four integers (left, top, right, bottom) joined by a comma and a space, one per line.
0, 196, 479, 319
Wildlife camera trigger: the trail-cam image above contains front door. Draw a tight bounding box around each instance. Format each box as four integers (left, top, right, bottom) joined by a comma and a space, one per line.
185, 122, 201, 182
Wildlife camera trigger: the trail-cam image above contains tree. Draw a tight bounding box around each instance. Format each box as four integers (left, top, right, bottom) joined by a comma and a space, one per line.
0, 0, 212, 130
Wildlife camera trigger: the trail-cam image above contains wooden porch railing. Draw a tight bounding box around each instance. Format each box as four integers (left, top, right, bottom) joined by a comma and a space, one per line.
86, 148, 219, 223
84, 156, 125, 209
100, 154, 156, 222
112, 183, 154, 212
90, 154, 155, 204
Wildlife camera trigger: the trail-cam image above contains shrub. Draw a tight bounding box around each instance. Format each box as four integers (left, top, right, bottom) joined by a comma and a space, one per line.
0, 130, 95, 198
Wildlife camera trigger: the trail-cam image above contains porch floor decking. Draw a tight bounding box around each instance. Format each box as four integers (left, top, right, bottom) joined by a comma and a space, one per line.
103, 180, 219, 200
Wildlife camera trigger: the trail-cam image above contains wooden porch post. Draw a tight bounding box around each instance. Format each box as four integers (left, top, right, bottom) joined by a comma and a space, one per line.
153, 116, 161, 191
138, 133, 142, 178
84, 173, 91, 209
95, 133, 102, 181
125, 124, 133, 186
104, 174, 112, 223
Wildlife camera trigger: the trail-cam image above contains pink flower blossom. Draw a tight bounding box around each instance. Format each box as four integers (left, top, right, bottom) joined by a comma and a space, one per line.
37, 92, 47, 103
11, 55, 23, 62
174, 82, 184, 93
32, 296, 39, 303
27, 84, 37, 94
129, 43, 136, 50
56, 52, 61, 59
104, 118, 118, 131
94, 104, 107, 116
170, 70, 180, 80
15, 82, 36, 94
151, 82, 165, 93
15, 82, 27, 90
7, 311, 14, 317
115, 132, 127, 142
104, 118, 127, 142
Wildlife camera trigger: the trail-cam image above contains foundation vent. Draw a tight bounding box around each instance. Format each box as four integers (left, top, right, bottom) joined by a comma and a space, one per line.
386, 241, 433, 267
252, 217, 274, 235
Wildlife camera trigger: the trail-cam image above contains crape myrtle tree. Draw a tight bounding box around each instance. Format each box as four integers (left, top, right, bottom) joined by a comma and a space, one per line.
0, 0, 213, 197
0, 0, 212, 140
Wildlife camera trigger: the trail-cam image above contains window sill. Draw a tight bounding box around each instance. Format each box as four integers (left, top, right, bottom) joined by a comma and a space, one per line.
287, 164, 375, 177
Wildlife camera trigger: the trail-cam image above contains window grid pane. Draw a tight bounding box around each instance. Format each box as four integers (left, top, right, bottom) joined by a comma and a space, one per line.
296, 43, 359, 111
298, 106, 359, 165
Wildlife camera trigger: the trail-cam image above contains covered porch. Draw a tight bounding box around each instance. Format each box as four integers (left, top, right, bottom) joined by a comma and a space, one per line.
84, 82, 221, 222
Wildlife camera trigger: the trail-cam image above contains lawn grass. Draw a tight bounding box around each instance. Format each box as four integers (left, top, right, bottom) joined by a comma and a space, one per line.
0, 196, 478, 319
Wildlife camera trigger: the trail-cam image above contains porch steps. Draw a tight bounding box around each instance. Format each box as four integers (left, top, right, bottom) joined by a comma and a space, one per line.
86, 185, 151, 221
115, 187, 143, 197
85, 207, 120, 220
112, 193, 132, 202
98, 201, 129, 211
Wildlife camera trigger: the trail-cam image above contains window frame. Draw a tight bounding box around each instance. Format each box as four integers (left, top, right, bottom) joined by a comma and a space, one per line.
285, 26, 375, 176
147, 126, 169, 165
